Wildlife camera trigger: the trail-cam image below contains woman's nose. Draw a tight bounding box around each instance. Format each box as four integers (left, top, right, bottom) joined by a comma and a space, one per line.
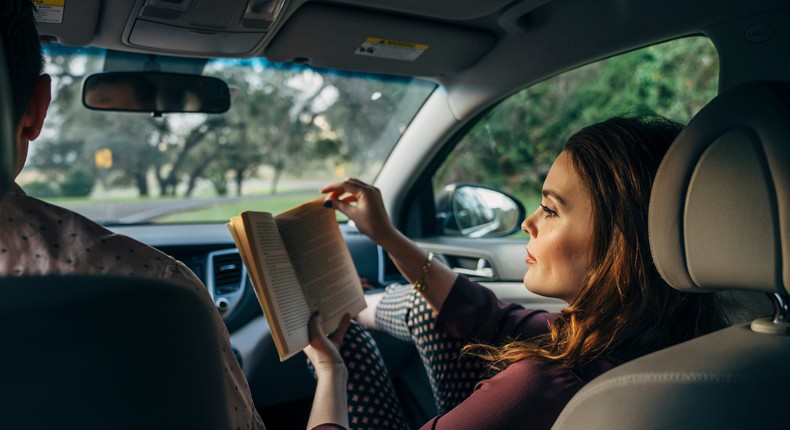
522, 208, 538, 238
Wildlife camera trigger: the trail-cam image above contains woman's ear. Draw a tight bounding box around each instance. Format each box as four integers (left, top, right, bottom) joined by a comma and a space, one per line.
19, 74, 52, 142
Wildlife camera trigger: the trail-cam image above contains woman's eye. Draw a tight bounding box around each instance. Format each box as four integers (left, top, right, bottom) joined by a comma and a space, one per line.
540, 203, 558, 218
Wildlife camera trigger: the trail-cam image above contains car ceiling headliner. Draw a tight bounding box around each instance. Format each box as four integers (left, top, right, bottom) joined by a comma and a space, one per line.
37, 0, 790, 120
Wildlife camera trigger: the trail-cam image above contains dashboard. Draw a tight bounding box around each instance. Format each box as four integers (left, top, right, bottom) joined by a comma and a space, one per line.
112, 222, 404, 330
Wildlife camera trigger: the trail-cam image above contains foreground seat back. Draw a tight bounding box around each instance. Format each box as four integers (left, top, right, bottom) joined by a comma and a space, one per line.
552, 81, 790, 429
0, 276, 233, 430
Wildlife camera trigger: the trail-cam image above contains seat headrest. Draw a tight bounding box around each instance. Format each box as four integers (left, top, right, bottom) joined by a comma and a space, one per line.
0, 36, 15, 199
649, 81, 790, 296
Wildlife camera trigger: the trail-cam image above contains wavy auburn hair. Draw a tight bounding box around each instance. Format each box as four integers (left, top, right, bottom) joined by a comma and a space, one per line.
466, 116, 725, 370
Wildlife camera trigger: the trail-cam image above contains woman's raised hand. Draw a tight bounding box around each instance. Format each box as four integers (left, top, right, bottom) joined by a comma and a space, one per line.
322, 178, 458, 313
320, 178, 397, 244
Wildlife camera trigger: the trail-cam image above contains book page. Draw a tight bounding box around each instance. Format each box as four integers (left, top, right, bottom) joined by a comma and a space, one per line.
230, 212, 312, 361
275, 199, 367, 332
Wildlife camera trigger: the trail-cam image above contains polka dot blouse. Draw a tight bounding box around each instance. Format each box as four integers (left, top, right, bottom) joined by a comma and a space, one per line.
0, 183, 265, 430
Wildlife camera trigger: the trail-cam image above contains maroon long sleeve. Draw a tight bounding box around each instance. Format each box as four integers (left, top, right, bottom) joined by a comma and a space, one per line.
421, 276, 620, 430
435, 275, 555, 343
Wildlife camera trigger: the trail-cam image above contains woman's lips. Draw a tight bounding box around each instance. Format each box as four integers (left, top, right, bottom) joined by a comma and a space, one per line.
526, 248, 537, 265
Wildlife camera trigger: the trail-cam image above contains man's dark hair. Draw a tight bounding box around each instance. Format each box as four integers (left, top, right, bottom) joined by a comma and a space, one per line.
0, 0, 45, 127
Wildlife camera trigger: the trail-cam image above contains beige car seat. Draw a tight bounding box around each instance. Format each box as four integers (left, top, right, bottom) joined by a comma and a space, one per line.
552, 81, 790, 429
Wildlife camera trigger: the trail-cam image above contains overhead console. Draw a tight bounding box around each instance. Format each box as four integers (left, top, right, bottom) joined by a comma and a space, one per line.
121, 0, 288, 56
265, 3, 495, 77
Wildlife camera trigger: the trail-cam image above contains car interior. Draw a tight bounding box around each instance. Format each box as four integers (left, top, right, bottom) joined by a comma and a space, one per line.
1, 0, 788, 428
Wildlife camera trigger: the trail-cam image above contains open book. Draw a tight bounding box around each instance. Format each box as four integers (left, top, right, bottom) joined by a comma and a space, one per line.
227, 198, 367, 361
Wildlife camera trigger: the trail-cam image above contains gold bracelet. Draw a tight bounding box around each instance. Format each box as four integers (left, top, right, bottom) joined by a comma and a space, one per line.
412, 252, 434, 293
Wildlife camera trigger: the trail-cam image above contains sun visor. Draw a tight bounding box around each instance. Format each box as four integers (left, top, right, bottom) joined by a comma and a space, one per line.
34, 0, 102, 46
265, 3, 495, 77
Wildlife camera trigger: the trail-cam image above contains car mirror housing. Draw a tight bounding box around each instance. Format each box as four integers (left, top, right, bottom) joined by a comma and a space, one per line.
436, 183, 525, 238
82, 72, 231, 115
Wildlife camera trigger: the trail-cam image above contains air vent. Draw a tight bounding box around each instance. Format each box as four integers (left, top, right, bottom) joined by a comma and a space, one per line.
212, 252, 243, 295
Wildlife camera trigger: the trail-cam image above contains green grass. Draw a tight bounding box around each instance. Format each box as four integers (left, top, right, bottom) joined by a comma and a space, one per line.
33, 186, 307, 206
43, 194, 165, 205
157, 189, 538, 231
154, 192, 349, 223
38, 185, 535, 232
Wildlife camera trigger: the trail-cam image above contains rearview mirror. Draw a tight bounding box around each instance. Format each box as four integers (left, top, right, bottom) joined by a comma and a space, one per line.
436, 184, 525, 238
82, 72, 231, 115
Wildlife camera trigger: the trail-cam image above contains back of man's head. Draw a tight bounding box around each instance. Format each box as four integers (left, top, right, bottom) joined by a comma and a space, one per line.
0, 0, 44, 127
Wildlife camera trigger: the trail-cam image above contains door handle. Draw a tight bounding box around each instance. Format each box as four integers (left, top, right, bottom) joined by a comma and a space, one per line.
449, 257, 495, 280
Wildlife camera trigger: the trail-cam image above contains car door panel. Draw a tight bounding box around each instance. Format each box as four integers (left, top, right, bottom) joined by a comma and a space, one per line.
415, 238, 566, 311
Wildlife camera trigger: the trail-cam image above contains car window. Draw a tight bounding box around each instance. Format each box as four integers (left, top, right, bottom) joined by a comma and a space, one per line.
433, 36, 718, 237
18, 46, 436, 225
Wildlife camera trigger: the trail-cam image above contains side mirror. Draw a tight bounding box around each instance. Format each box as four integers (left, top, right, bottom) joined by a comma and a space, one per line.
82, 72, 231, 115
436, 184, 525, 238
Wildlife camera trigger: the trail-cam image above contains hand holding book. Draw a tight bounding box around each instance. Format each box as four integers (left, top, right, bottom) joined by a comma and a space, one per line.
227, 198, 367, 361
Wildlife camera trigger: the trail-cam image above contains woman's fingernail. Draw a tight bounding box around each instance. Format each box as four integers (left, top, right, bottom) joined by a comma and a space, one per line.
311, 310, 320, 317
323, 200, 333, 208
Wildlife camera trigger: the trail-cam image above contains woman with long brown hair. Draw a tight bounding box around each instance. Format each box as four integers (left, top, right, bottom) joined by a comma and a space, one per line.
303, 116, 725, 430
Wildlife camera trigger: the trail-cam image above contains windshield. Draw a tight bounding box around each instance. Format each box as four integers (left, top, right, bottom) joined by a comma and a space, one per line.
18, 46, 437, 225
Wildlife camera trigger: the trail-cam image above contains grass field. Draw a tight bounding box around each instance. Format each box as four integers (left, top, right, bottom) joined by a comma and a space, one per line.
154, 191, 348, 223
36, 186, 536, 239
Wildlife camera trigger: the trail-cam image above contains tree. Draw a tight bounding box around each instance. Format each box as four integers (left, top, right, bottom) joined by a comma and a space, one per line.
316, 74, 429, 179
434, 37, 719, 205
33, 52, 438, 199
33, 49, 168, 197
31, 38, 718, 205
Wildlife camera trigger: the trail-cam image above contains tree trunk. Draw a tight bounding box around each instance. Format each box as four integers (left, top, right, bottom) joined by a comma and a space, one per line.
184, 176, 198, 198
154, 164, 177, 196
235, 168, 244, 196
184, 152, 216, 198
136, 171, 149, 197
270, 167, 282, 195
214, 178, 228, 196
154, 164, 165, 196
163, 117, 226, 197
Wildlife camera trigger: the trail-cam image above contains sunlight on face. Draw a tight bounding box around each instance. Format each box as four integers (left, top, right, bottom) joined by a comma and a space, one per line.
521, 151, 594, 303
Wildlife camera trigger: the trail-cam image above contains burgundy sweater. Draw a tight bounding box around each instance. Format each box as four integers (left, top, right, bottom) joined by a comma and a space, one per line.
316, 276, 621, 430
424, 276, 621, 429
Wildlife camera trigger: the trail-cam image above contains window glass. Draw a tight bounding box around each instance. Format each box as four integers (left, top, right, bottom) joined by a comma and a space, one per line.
18, 46, 436, 225
433, 37, 718, 236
